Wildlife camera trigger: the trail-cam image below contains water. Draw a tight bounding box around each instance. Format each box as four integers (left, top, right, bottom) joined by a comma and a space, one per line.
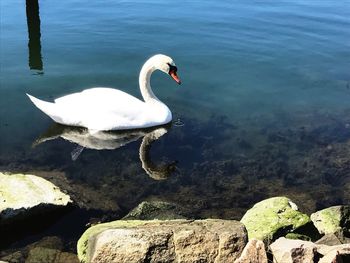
1, 0, 350, 253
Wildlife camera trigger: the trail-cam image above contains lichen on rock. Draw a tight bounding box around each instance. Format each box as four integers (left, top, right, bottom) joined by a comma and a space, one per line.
240, 196, 310, 243
0, 172, 72, 222
122, 200, 189, 220
311, 205, 350, 235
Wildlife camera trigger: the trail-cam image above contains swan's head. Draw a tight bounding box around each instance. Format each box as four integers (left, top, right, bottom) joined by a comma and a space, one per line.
149, 54, 181, 85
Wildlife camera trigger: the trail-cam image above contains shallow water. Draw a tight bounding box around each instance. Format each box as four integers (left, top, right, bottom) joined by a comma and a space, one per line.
1, 0, 350, 253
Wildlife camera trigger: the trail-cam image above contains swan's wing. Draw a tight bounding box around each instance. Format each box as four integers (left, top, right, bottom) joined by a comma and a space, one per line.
55, 87, 145, 114
55, 88, 143, 107
54, 88, 149, 130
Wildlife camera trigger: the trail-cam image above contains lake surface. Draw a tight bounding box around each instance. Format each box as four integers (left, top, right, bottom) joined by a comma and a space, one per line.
1, 0, 350, 253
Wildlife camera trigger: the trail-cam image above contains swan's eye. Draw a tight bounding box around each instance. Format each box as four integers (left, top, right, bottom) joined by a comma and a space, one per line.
167, 63, 177, 74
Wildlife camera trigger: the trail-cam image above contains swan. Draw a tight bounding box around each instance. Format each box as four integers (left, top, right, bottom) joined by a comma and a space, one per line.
26, 54, 181, 131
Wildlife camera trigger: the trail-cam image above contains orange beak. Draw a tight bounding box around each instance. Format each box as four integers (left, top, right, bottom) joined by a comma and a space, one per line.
170, 71, 181, 85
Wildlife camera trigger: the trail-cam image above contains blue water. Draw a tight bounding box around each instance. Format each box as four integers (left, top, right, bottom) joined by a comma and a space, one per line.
1, 0, 350, 251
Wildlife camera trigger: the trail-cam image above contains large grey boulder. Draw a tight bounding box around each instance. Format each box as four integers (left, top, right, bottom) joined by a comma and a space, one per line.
0, 172, 71, 223
240, 197, 310, 243
311, 205, 350, 235
77, 219, 248, 263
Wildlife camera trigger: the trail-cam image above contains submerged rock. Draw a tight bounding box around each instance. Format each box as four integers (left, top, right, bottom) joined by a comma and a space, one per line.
0, 172, 71, 223
311, 205, 350, 235
0, 236, 79, 263
26, 247, 79, 263
77, 219, 247, 263
35, 170, 120, 212
122, 200, 189, 220
240, 197, 310, 243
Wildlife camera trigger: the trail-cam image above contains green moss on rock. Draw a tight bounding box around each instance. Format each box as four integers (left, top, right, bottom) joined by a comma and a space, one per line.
77, 220, 152, 263
311, 205, 350, 235
122, 201, 188, 220
240, 196, 310, 243
0, 172, 71, 221
285, 233, 311, 241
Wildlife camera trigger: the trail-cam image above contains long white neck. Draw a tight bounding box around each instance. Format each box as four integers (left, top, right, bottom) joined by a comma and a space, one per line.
139, 61, 159, 103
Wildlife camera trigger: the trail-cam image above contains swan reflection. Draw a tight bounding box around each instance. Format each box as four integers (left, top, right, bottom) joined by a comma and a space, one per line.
34, 124, 177, 180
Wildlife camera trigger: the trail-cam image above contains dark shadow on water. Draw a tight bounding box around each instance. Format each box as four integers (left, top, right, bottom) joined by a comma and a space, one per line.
26, 0, 43, 72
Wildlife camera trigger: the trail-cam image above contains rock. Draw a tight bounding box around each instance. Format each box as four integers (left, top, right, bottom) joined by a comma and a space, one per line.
311, 205, 350, 235
55, 252, 80, 263
234, 239, 267, 263
27, 236, 64, 251
316, 233, 344, 246
270, 237, 350, 263
77, 219, 248, 263
0, 251, 21, 263
240, 197, 310, 243
122, 201, 189, 220
318, 246, 350, 263
0, 236, 79, 263
26, 247, 79, 263
26, 247, 58, 263
269, 237, 318, 263
317, 243, 350, 258
0, 172, 71, 223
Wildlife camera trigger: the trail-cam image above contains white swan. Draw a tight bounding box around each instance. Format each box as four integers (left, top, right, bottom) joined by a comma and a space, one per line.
27, 54, 181, 131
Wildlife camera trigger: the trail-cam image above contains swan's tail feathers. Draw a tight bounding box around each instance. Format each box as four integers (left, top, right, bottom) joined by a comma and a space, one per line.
26, 93, 62, 123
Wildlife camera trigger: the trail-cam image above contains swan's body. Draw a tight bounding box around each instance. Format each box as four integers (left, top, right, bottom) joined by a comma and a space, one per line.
27, 87, 170, 131
27, 54, 181, 131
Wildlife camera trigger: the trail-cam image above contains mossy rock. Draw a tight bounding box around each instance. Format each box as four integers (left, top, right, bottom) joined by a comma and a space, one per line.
240, 196, 310, 243
0, 172, 72, 222
311, 205, 350, 235
122, 201, 189, 220
77, 220, 151, 263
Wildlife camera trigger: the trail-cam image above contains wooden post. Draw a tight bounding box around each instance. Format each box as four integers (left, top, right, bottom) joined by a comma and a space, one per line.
26, 0, 43, 71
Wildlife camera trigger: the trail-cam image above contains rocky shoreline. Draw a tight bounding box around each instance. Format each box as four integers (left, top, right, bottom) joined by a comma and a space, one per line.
1, 172, 349, 262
